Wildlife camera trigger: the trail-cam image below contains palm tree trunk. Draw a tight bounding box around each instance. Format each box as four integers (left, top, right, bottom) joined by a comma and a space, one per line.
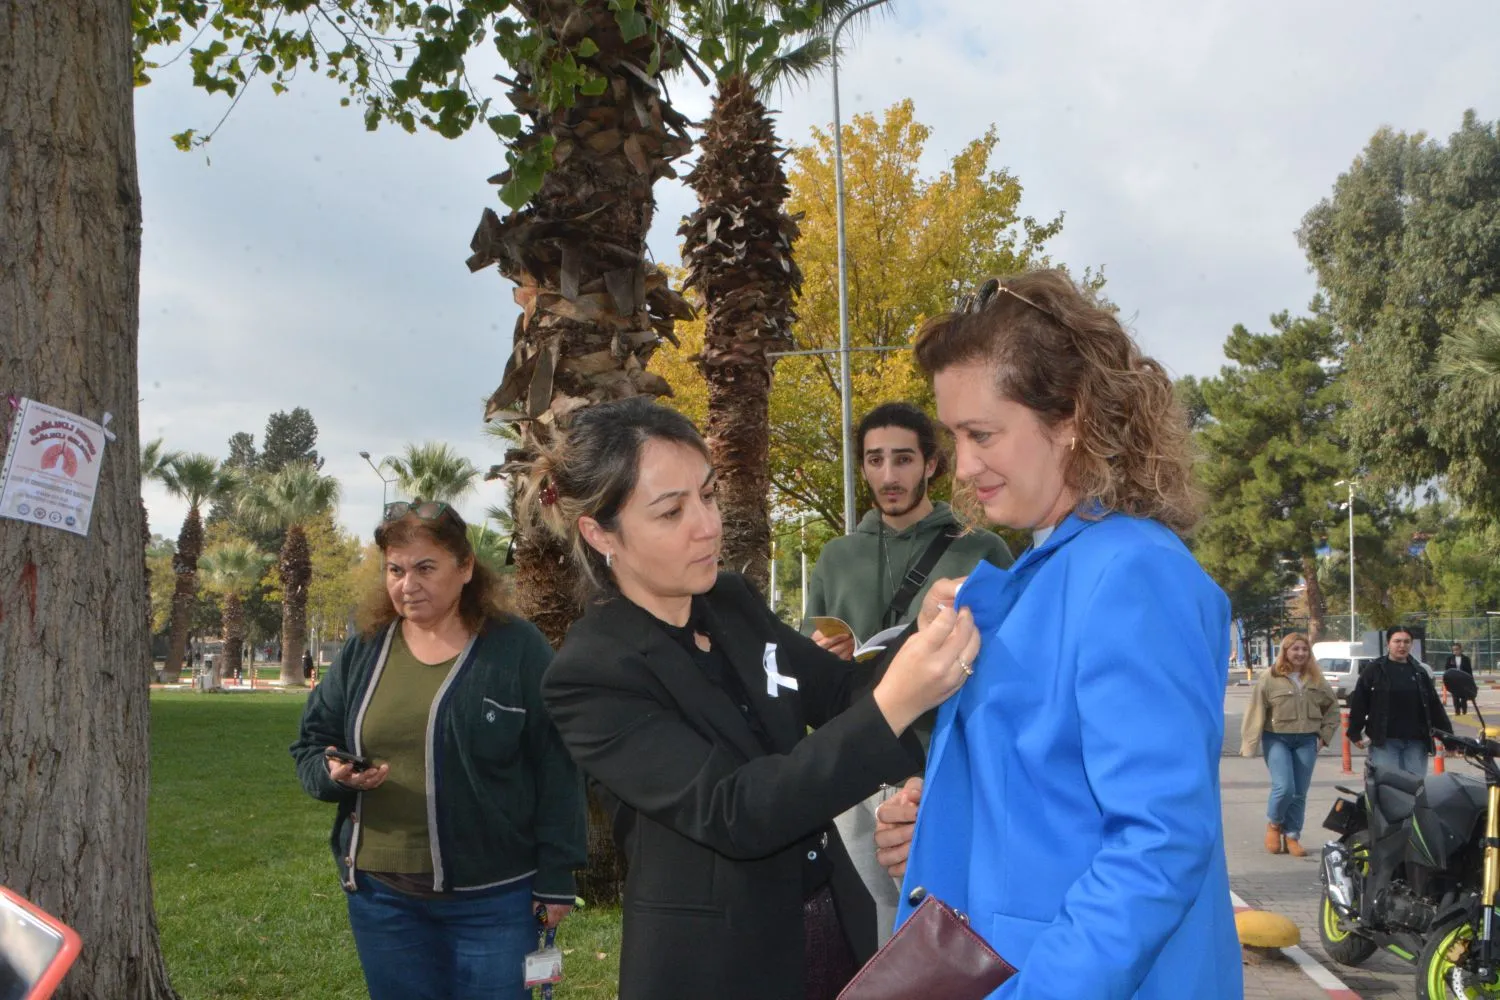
682, 74, 800, 594
143, 499, 157, 680
279, 525, 311, 686
223, 593, 245, 682
166, 506, 204, 674
1302, 553, 1326, 642
467, 1, 693, 905
468, 0, 693, 650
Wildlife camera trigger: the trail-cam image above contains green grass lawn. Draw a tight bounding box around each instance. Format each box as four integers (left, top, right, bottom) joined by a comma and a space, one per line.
150, 691, 623, 999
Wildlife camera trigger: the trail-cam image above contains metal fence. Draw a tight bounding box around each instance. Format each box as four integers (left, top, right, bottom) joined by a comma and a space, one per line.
1272, 613, 1500, 671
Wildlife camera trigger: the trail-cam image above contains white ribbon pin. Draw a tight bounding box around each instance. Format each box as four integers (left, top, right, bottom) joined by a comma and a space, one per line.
763, 643, 799, 697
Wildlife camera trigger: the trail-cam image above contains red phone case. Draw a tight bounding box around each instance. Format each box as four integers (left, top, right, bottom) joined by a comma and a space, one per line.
0, 885, 83, 1000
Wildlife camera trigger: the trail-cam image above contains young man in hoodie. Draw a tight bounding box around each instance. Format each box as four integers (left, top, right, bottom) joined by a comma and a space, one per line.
805, 401, 1012, 941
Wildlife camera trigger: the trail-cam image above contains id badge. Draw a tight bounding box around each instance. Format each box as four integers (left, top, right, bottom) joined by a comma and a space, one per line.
523, 946, 563, 988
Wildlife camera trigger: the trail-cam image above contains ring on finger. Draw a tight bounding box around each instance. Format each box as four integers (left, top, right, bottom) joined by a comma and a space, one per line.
958, 657, 973, 676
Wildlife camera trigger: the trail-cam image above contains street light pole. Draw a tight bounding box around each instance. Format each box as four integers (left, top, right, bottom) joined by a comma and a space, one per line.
799, 514, 807, 620
832, 0, 891, 534
1337, 479, 1356, 644
358, 450, 396, 508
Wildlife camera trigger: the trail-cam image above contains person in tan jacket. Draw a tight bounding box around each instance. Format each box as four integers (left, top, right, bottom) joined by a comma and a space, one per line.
1240, 632, 1340, 857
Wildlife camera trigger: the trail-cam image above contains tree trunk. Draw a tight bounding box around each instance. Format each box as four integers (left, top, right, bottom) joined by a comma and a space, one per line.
510, 517, 577, 650
0, 4, 176, 997
682, 75, 800, 594
142, 499, 156, 680
165, 507, 202, 674
222, 593, 245, 681
468, 0, 693, 651
1302, 553, 1326, 643
278, 524, 310, 686
465, 1, 695, 905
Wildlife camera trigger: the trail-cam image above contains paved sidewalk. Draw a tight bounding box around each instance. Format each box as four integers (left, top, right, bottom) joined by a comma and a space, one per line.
1222, 683, 1499, 999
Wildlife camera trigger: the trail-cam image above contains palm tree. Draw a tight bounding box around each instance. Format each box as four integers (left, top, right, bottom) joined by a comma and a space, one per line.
140, 438, 180, 677
140, 438, 180, 485
237, 463, 341, 686
160, 454, 237, 677
382, 442, 480, 504
1440, 299, 1500, 400
467, 521, 511, 577
466, 0, 696, 647
198, 539, 273, 689
678, 1, 868, 591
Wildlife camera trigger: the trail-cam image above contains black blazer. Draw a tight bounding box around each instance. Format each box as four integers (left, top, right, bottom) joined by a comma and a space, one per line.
1446, 654, 1474, 675
542, 573, 923, 1000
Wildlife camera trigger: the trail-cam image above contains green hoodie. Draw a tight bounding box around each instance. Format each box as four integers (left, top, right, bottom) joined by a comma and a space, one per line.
804, 502, 1013, 642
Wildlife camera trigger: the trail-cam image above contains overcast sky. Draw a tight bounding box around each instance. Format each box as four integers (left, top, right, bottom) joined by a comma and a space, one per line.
133, 0, 1500, 542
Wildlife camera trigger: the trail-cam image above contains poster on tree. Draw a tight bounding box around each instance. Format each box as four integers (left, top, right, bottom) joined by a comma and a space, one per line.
0, 398, 108, 536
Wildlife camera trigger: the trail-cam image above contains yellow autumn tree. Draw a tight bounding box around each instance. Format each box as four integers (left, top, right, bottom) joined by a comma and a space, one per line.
654, 99, 1072, 531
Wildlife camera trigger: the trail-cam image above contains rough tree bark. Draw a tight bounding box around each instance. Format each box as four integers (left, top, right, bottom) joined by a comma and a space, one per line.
165, 507, 201, 675
468, 0, 693, 649
0, 3, 177, 998
681, 74, 800, 594
220, 593, 245, 682
142, 501, 157, 680
1302, 553, 1326, 643
466, 0, 693, 905
277, 524, 310, 686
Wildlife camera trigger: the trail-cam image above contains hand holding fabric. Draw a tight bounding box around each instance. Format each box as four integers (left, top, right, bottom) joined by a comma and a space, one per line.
872, 605, 979, 734
874, 777, 923, 878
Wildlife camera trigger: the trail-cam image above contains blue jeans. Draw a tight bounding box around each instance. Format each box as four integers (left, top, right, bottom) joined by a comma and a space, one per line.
346, 873, 537, 1000
1369, 737, 1430, 777
1264, 732, 1320, 840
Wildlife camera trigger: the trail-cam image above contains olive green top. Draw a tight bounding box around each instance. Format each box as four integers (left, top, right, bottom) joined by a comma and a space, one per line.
355, 631, 456, 873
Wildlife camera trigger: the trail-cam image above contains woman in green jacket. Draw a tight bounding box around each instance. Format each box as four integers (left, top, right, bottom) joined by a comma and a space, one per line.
1240, 632, 1340, 857
291, 501, 586, 1000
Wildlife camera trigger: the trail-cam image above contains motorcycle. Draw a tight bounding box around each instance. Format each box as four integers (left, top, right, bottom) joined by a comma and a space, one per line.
1319, 667, 1500, 998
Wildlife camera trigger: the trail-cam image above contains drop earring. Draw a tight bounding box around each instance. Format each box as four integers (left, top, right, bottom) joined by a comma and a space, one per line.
1069, 436, 1077, 451
606, 552, 613, 569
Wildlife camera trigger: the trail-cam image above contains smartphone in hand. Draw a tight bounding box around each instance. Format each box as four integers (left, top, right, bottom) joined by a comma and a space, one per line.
324, 748, 372, 772
0, 884, 82, 1000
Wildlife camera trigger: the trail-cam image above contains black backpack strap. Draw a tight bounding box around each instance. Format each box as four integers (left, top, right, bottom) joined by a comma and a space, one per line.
881, 525, 961, 628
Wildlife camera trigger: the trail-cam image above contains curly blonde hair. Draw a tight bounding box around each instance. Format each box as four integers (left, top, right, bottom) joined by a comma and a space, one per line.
914, 269, 1200, 535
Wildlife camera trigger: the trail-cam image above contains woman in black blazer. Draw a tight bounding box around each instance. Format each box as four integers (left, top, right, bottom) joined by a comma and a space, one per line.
521, 398, 980, 1000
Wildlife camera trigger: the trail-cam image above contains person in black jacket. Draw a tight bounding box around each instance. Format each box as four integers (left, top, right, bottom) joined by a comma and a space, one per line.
1347, 625, 1453, 776
1445, 642, 1475, 714
521, 398, 980, 1000
290, 501, 586, 1000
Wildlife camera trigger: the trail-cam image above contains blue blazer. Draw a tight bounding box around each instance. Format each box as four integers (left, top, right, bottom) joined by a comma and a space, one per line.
896, 513, 1243, 999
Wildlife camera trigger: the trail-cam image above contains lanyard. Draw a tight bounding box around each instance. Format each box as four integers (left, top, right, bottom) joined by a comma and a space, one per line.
534, 913, 557, 1000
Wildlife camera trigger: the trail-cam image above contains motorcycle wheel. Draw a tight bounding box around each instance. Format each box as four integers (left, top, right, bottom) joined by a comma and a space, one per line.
1319, 892, 1376, 966
1417, 919, 1500, 999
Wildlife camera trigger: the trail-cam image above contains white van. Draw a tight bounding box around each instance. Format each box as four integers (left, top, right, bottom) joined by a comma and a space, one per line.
1312, 639, 1436, 701
1312, 641, 1374, 702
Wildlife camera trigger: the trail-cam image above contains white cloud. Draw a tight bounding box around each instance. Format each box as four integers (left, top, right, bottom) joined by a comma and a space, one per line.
134, 0, 1500, 539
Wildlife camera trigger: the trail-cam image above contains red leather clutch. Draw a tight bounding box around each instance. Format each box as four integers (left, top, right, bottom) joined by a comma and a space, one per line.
837, 892, 1017, 1000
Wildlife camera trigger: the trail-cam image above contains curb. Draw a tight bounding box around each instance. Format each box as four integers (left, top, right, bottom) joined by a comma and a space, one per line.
1231, 892, 1361, 999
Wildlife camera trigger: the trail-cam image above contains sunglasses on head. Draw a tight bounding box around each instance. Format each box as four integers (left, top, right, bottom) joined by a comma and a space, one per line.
957, 277, 1061, 325
383, 500, 454, 522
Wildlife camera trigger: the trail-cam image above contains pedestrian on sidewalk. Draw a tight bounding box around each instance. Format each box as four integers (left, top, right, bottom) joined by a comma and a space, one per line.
1445, 642, 1475, 715
1346, 625, 1453, 776
1240, 632, 1339, 857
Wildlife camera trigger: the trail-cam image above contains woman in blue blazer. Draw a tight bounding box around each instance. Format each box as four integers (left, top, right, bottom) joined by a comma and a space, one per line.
877, 271, 1243, 999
